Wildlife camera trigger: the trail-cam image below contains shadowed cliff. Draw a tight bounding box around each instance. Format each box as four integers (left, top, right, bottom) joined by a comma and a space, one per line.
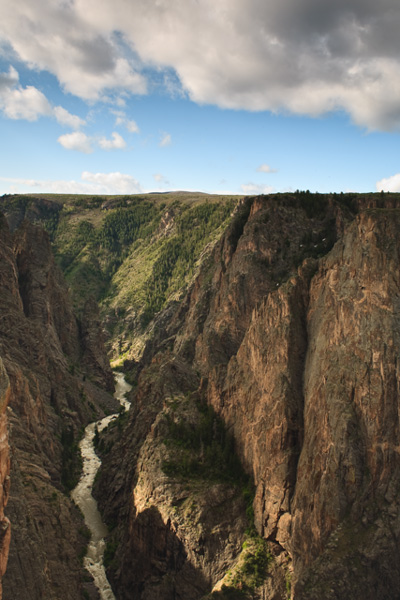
97, 194, 400, 600
0, 215, 116, 599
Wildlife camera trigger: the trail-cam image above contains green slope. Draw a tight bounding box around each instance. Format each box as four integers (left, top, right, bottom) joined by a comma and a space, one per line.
0, 192, 238, 362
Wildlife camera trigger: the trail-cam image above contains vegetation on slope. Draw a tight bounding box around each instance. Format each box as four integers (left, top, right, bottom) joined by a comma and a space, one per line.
0, 189, 371, 364
160, 394, 273, 600
0, 192, 237, 361
161, 395, 247, 484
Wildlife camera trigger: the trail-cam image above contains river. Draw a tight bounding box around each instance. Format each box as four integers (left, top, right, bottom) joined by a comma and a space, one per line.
71, 373, 132, 600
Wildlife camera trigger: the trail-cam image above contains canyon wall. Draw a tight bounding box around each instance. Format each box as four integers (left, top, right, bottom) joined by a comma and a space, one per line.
0, 359, 10, 600
98, 195, 400, 599
0, 215, 115, 599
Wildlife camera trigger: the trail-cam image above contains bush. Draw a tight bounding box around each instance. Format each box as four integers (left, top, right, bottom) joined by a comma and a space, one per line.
162, 402, 247, 485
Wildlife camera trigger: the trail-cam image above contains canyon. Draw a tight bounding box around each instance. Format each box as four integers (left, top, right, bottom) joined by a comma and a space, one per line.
0, 192, 400, 599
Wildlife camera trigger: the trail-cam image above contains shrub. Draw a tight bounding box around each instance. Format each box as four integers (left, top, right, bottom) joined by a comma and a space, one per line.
162, 402, 247, 485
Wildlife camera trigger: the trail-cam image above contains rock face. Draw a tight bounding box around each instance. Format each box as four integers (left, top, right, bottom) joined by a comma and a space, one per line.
291, 209, 400, 598
98, 195, 400, 599
0, 216, 115, 599
0, 359, 10, 600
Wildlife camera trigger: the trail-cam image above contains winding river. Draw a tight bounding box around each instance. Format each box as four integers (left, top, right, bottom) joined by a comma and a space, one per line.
72, 373, 132, 600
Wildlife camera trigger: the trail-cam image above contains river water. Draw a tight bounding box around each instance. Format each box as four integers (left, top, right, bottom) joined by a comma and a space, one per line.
72, 373, 132, 600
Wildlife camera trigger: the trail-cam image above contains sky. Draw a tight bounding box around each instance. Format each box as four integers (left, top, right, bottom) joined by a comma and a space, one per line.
2, 0, 400, 196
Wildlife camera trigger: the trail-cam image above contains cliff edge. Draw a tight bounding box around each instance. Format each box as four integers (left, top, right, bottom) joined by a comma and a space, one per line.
97, 194, 400, 599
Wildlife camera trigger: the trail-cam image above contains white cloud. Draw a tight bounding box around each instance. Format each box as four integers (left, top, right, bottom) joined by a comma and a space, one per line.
0, 171, 142, 195
376, 173, 400, 192
159, 132, 171, 147
53, 105, 86, 129
57, 130, 129, 153
0, 65, 19, 90
98, 131, 126, 150
256, 164, 277, 174
0, 0, 146, 102
0, 66, 87, 129
3, 1, 400, 128
81, 171, 142, 193
114, 111, 139, 133
241, 183, 275, 195
58, 131, 93, 153
153, 173, 170, 185
0, 66, 51, 120
3, 85, 51, 120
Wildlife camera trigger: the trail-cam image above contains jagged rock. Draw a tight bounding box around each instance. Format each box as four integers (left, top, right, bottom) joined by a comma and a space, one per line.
98, 195, 400, 600
0, 215, 116, 598
0, 359, 10, 600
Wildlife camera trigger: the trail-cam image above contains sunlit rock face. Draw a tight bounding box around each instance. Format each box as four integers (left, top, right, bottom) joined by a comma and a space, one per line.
98, 195, 400, 600
0, 215, 115, 599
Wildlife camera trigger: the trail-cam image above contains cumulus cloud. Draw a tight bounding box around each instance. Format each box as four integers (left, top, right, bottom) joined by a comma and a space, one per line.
0, 171, 142, 195
159, 132, 171, 147
376, 173, 400, 192
58, 131, 93, 153
57, 131, 129, 152
0, 66, 86, 127
0, 65, 51, 120
74, 0, 400, 130
0, 65, 19, 91
53, 105, 86, 129
2, 85, 51, 120
98, 131, 126, 150
3, 1, 400, 128
241, 183, 275, 195
0, 0, 147, 101
256, 164, 278, 174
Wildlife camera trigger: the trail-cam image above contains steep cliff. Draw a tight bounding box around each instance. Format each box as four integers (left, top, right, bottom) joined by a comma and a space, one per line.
97, 194, 400, 599
0, 359, 10, 600
0, 215, 116, 599
0, 192, 236, 363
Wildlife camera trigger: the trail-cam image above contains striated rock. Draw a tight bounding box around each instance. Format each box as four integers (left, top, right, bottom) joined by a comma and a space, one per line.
215, 261, 314, 548
98, 195, 400, 599
292, 208, 400, 597
0, 359, 10, 600
0, 215, 116, 599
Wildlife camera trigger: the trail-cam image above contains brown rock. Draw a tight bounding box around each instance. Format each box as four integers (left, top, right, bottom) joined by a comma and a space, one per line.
98, 195, 400, 599
0, 215, 115, 599
0, 359, 10, 600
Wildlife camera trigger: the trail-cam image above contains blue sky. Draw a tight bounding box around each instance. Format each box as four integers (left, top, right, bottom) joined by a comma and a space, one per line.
2, 0, 400, 196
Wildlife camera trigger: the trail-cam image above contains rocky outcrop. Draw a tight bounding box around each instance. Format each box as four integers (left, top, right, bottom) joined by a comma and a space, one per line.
291, 209, 400, 598
0, 216, 116, 599
0, 359, 10, 600
97, 354, 249, 600
98, 194, 400, 600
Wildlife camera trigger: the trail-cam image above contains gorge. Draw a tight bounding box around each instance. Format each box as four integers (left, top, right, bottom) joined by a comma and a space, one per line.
0, 191, 400, 599
72, 373, 132, 600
